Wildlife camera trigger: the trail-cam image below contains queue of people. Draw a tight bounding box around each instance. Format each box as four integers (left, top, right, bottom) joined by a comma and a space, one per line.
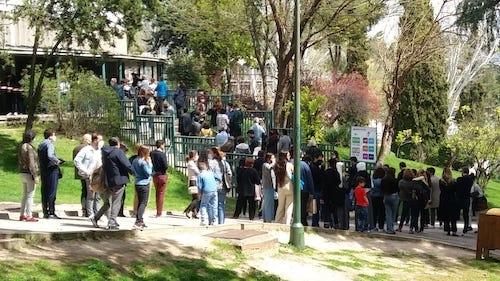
17, 127, 487, 235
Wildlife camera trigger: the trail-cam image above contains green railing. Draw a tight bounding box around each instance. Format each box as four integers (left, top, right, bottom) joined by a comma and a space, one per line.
185, 90, 235, 112
135, 114, 175, 148
242, 110, 274, 137
119, 100, 138, 143
171, 135, 215, 174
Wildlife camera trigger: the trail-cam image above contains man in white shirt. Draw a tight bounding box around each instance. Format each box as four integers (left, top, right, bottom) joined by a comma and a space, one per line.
74, 133, 103, 218
277, 129, 292, 153
216, 109, 230, 131
251, 117, 266, 144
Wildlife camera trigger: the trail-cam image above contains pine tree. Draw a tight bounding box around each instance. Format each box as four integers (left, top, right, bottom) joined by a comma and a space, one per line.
394, 0, 449, 153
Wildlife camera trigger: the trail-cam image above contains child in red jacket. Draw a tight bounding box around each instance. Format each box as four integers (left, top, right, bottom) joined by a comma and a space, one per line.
354, 177, 369, 232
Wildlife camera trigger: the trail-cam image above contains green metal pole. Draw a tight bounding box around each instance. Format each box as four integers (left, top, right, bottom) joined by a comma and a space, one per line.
289, 0, 304, 249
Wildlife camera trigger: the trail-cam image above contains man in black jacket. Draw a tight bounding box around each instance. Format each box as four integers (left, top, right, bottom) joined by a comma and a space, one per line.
91, 137, 134, 230
455, 167, 474, 234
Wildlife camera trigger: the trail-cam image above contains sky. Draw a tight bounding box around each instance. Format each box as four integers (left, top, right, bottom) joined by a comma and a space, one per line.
368, 0, 460, 43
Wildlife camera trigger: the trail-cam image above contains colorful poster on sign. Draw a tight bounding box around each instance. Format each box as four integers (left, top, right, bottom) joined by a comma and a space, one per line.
350, 126, 377, 163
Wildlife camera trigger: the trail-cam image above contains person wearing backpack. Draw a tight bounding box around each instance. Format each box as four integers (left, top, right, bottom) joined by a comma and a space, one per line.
91, 137, 134, 230
409, 170, 430, 234
208, 147, 232, 225
74, 133, 103, 220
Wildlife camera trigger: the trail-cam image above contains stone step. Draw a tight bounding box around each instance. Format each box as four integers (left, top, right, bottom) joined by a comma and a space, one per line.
0, 238, 26, 250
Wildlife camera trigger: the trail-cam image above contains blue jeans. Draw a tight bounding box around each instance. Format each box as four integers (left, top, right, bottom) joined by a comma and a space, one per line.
200, 191, 218, 225
384, 194, 399, 232
217, 189, 226, 225
262, 186, 275, 222
355, 206, 368, 232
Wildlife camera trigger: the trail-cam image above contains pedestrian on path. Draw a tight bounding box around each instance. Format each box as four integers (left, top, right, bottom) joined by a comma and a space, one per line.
426, 167, 441, 228
151, 140, 168, 217
74, 133, 103, 219
456, 167, 474, 234
274, 152, 294, 225
38, 129, 62, 219
233, 158, 260, 220
439, 167, 459, 236
18, 129, 39, 222
371, 167, 386, 231
322, 158, 343, 229
184, 150, 201, 219
397, 169, 413, 232
382, 167, 399, 234
73, 133, 91, 217
354, 177, 369, 232
198, 162, 219, 226
132, 145, 153, 229
261, 153, 276, 223
92, 137, 134, 230
209, 147, 232, 225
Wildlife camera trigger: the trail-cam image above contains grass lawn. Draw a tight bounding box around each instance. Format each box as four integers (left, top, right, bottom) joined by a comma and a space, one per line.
0, 125, 192, 212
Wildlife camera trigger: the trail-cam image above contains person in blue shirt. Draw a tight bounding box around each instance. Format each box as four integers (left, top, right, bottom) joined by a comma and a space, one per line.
155, 77, 168, 114
300, 155, 315, 226
197, 162, 220, 226
215, 129, 229, 147
132, 145, 153, 229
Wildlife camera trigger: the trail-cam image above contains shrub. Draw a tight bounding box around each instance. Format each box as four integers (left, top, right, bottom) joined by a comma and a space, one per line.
324, 126, 350, 147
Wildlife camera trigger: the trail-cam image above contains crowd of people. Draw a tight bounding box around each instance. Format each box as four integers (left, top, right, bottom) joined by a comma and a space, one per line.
17, 128, 170, 230
183, 143, 488, 236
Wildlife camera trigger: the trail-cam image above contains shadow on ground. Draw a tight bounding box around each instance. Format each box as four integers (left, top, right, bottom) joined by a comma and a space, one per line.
0, 131, 20, 173
0, 235, 280, 281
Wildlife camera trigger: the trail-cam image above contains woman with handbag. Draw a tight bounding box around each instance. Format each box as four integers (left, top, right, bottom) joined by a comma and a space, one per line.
274, 151, 294, 225
209, 147, 232, 225
184, 150, 201, 219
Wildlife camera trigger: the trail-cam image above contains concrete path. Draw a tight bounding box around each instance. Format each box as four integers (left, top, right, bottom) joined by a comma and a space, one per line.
0, 202, 479, 251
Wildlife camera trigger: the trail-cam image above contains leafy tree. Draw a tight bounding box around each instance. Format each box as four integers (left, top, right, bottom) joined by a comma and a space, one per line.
312, 72, 378, 126
299, 86, 327, 141
267, 0, 385, 126
394, 129, 422, 158
150, 0, 253, 92
395, 59, 449, 154
448, 109, 500, 189
458, 0, 500, 42
165, 51, 204, 89
378, 0, 448, 161
14, 0, 159, 134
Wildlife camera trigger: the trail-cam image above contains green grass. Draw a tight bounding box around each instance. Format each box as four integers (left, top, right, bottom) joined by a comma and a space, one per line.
0, 125, 191, 211
0, 252, 280, 281
337, 147, 500, 207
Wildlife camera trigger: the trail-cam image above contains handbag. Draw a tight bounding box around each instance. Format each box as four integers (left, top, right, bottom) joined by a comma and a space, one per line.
188, 179, 198, 194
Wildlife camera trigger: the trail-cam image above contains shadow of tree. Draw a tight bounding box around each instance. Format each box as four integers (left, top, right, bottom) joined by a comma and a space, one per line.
0, 131, 20, 173
0, 236, 281, 281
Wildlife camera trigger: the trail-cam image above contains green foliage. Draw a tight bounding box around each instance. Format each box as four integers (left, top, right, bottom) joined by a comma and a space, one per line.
394, 129, 422, 159
448, 111, 500, 189
151, 0, 253, 89
37, 67, 122, 138
324, 126, 350, 147
300, 87, 327, 142
458, 0, 500, 42
166, 50, 204, 89
395, 59, 448, 146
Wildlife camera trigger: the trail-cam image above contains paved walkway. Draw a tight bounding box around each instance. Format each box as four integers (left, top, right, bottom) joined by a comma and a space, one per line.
0, 202, 478, 251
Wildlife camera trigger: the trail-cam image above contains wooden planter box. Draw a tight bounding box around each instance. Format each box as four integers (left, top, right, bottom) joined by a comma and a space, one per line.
476, 208, 500, 259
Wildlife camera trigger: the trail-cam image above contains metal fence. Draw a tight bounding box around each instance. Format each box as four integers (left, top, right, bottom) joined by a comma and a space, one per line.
135, 114, 175, 148
242, 110, 274, 137
119, 100, 138, 143
185, 90, 235, 112
170, 136, 215, 174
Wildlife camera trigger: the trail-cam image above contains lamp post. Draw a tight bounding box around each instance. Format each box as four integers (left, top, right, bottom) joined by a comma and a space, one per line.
289, 0, 305, 249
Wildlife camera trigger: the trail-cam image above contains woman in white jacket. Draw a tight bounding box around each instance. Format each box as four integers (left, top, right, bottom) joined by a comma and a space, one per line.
183, 150, 200, 218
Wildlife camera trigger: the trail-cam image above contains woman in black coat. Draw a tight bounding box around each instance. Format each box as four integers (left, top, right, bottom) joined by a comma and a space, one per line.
439, 167, 459, 236
233, 157, 261, 220
322, 158, 343, 229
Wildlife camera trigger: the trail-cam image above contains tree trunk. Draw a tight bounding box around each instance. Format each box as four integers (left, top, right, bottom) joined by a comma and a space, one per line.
378, 105, 397, 162
260, 64, 268, 110
273, 59, 292, 127
209, 69, 224, 93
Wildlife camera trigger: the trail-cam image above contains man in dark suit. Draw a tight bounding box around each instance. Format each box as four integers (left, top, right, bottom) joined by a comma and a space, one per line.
91, 137, 134, 230
455, 167, 474, 234
38, 129, 61, 219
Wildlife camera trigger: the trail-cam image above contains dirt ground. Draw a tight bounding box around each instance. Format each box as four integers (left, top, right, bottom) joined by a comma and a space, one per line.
0, 229, 496, 281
